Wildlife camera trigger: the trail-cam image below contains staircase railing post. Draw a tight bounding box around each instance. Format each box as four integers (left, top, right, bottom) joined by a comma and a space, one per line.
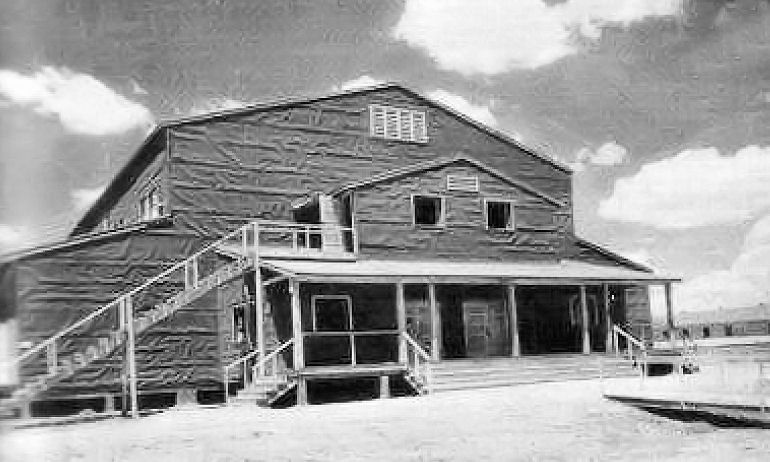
46, 341, 57, 377
125, 296, 139, 419
191, 256, 199, 289
120, 297, 129, 417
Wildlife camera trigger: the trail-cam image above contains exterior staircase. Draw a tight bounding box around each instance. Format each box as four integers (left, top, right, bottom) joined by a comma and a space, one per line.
1, 220, 355, 417
0, 221, 278, 418
428, 354, 641, 393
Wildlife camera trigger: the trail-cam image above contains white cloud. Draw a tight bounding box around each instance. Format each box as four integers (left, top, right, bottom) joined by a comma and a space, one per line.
427, 89, 497, 127
71, 185, 106, 211
676, 214, 770, 312
0, 225, 25, 253
183, 98, 249, 117
0, 66, 154, 136
571, 141, 629, 171
333, 75, 385, 92
600, 145, 770, 229
393, 0, 681, 75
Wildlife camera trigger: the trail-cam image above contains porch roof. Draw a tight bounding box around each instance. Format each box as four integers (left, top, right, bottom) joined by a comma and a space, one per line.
261, 258, 680, 285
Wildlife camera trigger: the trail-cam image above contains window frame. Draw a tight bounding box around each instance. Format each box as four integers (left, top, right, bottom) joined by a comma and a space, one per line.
311, 295, 353, 332
411, 194, 447, 228
483, 198, 516, 231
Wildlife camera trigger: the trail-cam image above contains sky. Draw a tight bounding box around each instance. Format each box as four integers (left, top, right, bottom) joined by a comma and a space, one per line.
1, 0, 770, 315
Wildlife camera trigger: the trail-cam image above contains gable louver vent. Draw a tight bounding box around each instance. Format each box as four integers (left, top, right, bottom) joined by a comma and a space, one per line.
446, 174, 479, 193
369, 104, 428, 143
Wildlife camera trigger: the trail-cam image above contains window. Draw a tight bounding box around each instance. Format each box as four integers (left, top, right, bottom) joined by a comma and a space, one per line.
412, 195, 444, 226
312, 295, 352, 332
485, 200, 514, 230
369, 104, 428, 143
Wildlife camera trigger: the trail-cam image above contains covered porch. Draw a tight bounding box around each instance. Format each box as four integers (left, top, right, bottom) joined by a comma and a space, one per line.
245, 259, 679, 404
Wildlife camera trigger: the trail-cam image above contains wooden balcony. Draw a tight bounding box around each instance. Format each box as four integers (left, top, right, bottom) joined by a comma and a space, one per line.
217, 220, 358, 261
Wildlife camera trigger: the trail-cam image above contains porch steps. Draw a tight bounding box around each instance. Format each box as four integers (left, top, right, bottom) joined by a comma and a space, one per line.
429, 354, 639, 393
232, 378, 296, 407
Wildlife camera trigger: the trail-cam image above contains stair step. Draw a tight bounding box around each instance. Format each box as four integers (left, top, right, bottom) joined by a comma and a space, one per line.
421, 355, 640, 394
431, 375, 600, 392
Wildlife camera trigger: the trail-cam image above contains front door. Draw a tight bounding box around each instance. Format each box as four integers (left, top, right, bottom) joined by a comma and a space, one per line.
464, 310, 488, 358
463, 300, 509, 357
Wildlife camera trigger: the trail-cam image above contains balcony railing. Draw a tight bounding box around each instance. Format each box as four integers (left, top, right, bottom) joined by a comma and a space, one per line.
218, 220, 357, 260
303, 330, 400, 367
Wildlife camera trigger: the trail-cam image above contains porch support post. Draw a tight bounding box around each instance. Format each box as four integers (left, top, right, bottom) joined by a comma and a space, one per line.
580, 285, 591, 355
290, 279, 307, 405
664, 282, 675, 345
664, 282, 674, 329
603, 284, 613, 354
254, 229, 265, 378
507, 284, 520, 357
125, 296, 139, 418
297, 378, 308, 406
396, 282, 407, 364
428, 282, 440, 361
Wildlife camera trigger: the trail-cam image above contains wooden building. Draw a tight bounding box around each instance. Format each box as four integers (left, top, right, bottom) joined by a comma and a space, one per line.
0, 84, 678, 415
678, 304, 770, 339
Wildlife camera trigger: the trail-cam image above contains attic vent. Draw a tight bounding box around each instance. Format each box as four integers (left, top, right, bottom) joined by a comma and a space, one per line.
369, 104, 428, 143
446, 174, 479, 192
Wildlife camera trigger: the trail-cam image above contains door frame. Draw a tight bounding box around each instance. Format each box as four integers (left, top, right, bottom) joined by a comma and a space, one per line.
463, 307, 490, 358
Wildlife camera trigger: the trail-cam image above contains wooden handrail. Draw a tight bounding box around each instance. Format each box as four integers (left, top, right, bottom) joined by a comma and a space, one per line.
612, 324, 646, 351
401, 332, 432, 394
402, 332, 431, 362
259, 338, 295, 367
224, 339, 295, 404
16, 218, 353, 367
15, 222, 253, 365
225, 348, 262, 372
303, 330, 400, 337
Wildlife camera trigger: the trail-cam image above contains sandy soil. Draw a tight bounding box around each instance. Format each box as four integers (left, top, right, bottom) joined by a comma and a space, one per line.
2, 379, 769, 461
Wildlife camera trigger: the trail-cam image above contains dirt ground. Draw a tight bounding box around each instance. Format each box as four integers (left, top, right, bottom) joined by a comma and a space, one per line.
2, 379, 769, 461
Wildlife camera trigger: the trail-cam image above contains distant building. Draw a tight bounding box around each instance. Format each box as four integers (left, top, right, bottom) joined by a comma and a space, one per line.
677, 304, 770, 339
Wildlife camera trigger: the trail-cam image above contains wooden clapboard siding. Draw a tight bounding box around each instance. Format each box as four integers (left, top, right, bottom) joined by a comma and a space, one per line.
13, 228, 232, 396
352, 162, 564, 260
164, 87, 572, 238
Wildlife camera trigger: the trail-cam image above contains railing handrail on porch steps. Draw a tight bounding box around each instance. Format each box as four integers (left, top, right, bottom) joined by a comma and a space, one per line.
224, 338, 295, 405
612, 324, 646, 354
402, 332, 433, 395
611, 324, 648, 378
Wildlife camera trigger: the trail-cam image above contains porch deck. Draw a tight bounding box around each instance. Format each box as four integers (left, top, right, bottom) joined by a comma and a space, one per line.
297, 363, 406, 379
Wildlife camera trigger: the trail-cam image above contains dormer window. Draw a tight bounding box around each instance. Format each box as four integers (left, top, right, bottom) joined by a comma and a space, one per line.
412, 195, 445, 227
485, 199, 515, 230
369, 104, 428, 143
